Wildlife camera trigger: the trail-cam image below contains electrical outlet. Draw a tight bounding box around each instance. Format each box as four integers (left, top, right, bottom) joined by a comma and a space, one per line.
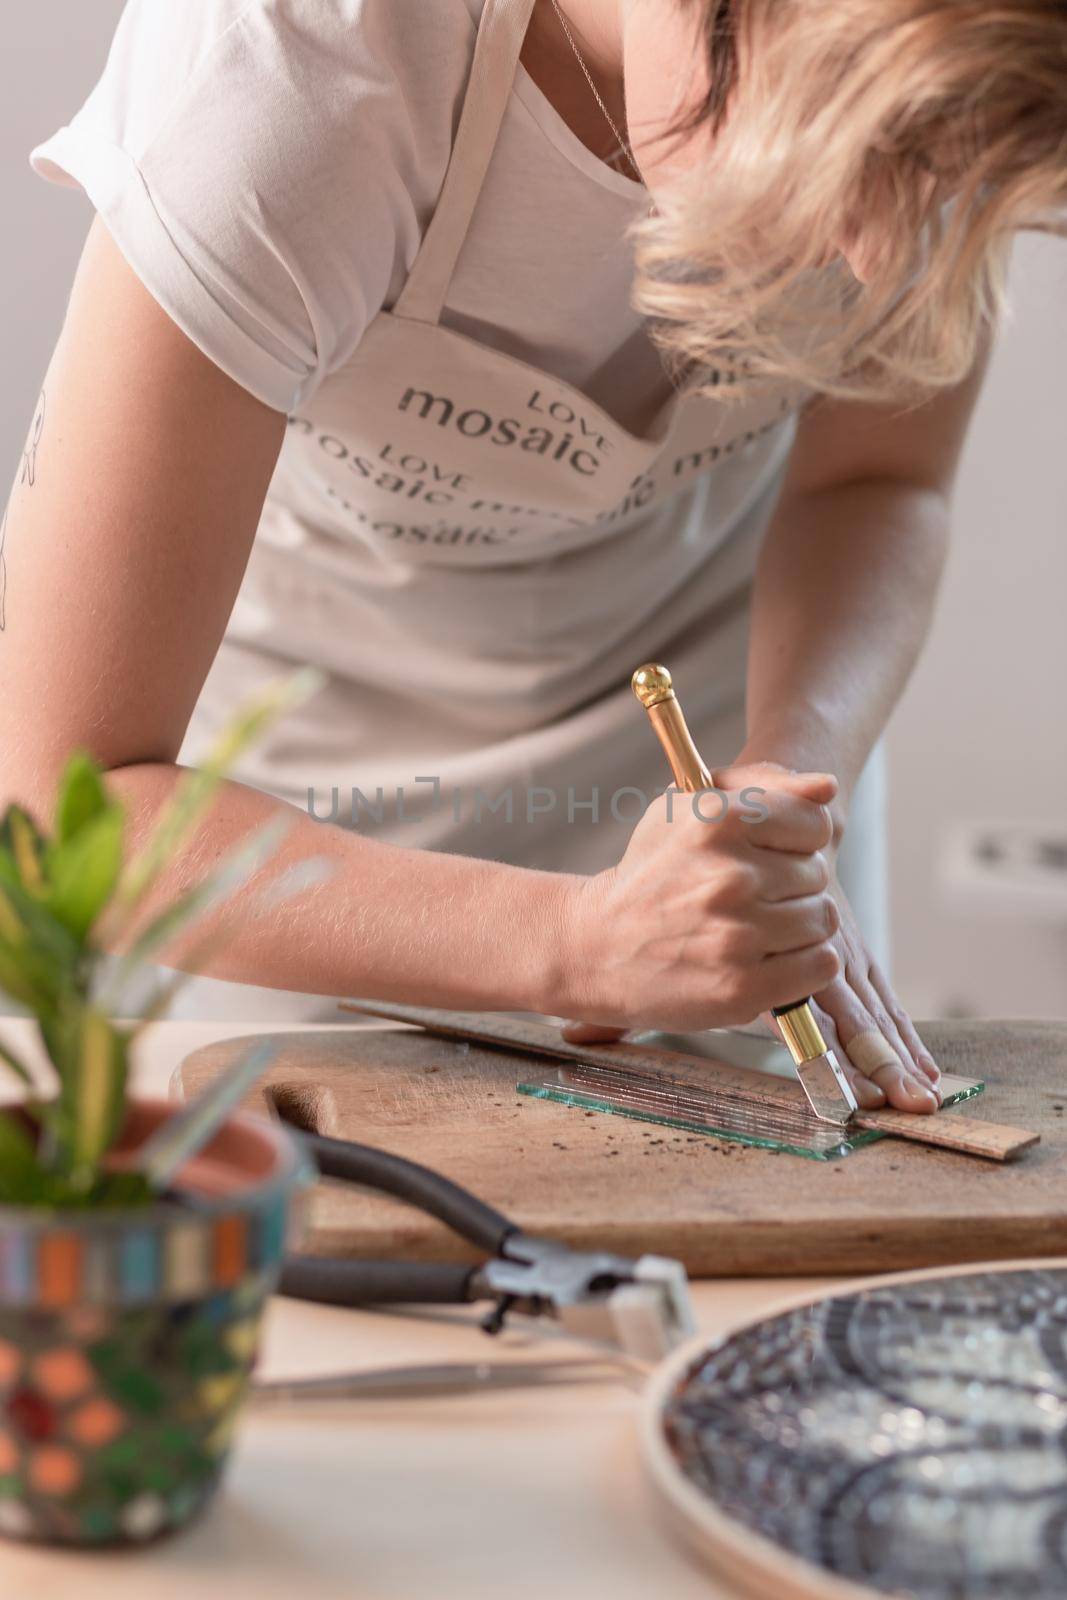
941, 821, 1067, 923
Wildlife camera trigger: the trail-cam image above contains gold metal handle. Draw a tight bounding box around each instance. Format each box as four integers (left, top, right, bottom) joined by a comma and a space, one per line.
771, 1001, 828, 1062
630, 664, 714, 795
630, 662, 828, 1067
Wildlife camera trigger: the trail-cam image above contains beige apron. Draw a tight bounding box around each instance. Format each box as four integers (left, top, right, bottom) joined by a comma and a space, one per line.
163, 0, 888, 1021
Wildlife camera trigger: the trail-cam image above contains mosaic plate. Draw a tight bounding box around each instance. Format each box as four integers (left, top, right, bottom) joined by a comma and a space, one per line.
643, 1261, 1067, 1598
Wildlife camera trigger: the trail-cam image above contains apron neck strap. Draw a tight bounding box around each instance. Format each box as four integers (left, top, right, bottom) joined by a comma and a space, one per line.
393, 0, 537, 327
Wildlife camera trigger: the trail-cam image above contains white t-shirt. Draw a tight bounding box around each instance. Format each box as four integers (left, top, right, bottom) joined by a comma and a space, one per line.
31, 0, 675, 432
28, 0, 890, 1033
28, 0, 803, 856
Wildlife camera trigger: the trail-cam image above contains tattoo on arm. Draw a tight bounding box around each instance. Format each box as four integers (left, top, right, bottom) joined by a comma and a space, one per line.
1, 389, 47, 633
20, 390, 46, 489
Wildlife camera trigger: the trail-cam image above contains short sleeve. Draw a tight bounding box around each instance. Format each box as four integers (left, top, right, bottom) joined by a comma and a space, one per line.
30, 0, 475, 413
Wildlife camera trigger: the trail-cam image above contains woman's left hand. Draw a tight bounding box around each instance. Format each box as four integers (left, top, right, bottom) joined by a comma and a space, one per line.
712, 759, 942, 1112
564, 758, 943, 1115
797, 851, 941, 1112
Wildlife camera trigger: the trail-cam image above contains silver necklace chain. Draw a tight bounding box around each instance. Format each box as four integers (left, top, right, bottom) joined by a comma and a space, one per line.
547, 0, 645, 187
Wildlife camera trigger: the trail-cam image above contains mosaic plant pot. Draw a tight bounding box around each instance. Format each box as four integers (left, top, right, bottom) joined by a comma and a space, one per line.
0, 1098, 308, 1547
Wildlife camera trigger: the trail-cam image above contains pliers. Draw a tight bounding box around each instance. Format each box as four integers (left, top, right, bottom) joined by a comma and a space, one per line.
278, 1132, 695, 1362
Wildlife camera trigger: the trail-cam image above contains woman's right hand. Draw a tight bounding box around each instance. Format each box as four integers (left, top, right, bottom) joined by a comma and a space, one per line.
563, 770, 842, 1033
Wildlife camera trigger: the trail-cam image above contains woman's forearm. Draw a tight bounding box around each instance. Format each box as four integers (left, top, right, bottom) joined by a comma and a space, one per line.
739, 476, 951, 836
101, 762, 579, 1014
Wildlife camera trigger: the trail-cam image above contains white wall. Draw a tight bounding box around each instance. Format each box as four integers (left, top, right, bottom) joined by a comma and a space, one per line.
2, 2, 1065, 1021
1, 1, 127, 486
887, 232, 1067, 1020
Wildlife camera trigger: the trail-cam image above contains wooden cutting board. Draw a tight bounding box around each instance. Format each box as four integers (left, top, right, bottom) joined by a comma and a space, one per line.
175, 1018, 1067, 1277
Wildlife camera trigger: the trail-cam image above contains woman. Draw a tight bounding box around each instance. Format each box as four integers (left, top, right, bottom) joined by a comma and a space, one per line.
3, 0, 1064, 1110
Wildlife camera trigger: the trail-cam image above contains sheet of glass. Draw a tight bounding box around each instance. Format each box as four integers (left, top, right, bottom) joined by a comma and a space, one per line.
516, 1062, 984, 1161
656, 1265, 1067, 1597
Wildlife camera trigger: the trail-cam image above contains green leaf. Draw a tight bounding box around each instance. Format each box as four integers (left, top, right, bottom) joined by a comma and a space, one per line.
124, 921, 234, 1036
0, 879, 83, 1012
112, 667, 323, 925
0, 932, 55, 1013
45, 1005, 130, 1179
0, 1032, 35, 1088
126, 971, 192, 1033
0, 882, 25, 943
202, 666, 324, 776
0, 846, 20, 900
255, 854, 336, 910
115, 764, 221, 918
70, 1012, 129, 1172
45, 805, 125, 943
0, 1111, 40, 1204
14, 1167, 154, 1211
98, 815, 291, 1015
0, 806, 46, 895
82, 1169, 154, 1209
54, 752, 110, 844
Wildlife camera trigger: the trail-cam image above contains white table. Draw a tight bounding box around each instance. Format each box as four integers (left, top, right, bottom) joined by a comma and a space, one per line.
0, 1017, 839, 1599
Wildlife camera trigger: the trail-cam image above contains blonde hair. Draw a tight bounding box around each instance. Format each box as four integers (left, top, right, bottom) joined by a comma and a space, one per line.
634, 0, 1067, 402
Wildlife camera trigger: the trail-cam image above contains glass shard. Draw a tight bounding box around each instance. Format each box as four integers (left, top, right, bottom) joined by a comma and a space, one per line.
517, 1061, 984, 1161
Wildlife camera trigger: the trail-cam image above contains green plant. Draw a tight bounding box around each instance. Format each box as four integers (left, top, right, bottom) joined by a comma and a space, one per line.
0, 670, 324, 1208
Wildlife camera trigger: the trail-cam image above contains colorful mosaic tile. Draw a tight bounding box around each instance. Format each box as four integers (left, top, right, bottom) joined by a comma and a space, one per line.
0, 1120, 307, 1546
0, 1272, 275, 1544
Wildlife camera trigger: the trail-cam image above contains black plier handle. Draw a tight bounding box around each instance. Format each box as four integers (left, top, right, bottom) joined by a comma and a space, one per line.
277, 1132, 695, 1359
279, 1132, 514, 1309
